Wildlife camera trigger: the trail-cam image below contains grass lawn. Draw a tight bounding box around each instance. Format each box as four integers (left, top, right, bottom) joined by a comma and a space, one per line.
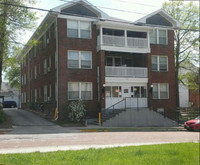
0, 143, 199, 165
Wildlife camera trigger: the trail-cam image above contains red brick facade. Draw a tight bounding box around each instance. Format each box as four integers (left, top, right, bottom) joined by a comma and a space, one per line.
148, 30, 176, 117
21, 18, 177, 120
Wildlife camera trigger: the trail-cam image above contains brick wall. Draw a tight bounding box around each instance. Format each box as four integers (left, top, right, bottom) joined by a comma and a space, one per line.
57, 18, 100, 119
148, 30, 177, 118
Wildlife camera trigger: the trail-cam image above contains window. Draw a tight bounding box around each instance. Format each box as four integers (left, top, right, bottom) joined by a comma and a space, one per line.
106, 57, 122, 66
150, 29, 167, 45
68, 82, 92, 100
24, 74, 26, 85
150, 30, 157, 44
152, 56, 168, 72
21, 92, 26, 103
105, 86, 122, 97
80, 21, 91, 39
68, 51, 92, 69
67, 20, 91, 39
34, 66, 37, 79
43, 59, 47, 74
34, 88, 37, 102
131, 86, 147, 98
67, 20, 78, 38
44, 85, 47, 102
152, 83, 169, 99
159, 30, 167, 45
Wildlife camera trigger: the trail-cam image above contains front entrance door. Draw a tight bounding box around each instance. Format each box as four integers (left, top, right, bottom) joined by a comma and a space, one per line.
123, 87, 131, 98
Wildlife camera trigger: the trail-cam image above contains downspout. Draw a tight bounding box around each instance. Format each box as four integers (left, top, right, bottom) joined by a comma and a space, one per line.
55, 17, 59, 120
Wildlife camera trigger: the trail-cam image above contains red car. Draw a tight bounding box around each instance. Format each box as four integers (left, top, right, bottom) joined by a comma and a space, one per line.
184, 116, 200, 131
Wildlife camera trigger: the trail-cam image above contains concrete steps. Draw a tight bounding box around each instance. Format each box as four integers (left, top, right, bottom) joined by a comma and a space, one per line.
102, 108, 178, 127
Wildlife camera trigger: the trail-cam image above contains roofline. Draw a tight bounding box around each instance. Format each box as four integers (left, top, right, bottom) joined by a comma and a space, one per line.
135, 9, 182, 28
51, 0, 110, 19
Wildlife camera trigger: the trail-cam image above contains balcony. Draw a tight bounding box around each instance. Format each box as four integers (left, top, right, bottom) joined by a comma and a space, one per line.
105, 66, 148, 78
97, 35, 150, 53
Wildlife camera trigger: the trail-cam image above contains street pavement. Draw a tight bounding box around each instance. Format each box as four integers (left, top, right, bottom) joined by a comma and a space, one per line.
0, 108, 199, 154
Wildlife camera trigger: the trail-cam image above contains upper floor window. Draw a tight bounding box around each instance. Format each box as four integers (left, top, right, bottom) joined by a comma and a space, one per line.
67, 20, 91, 39
152, 56, 168, 72
152, 83, 169, 99
150, 29, 168, 45
43, 59, 47, 74
68, 51, 92, 69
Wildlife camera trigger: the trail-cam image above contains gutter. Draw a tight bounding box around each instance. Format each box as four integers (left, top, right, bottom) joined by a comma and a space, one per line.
55, 17, 59, 120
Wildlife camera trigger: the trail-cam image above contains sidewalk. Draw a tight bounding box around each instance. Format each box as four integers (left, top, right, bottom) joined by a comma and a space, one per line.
0, 131, 199, 154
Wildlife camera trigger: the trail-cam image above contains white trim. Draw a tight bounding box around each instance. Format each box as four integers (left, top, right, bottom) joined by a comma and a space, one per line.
97, 45, 151, 54
52, 0, 109, 19
96, 23, 153, 32
106, 77, 148, 84
135, 9, 182, 28
152, 55, 168, 72
67, 19, 92, 39
152, 83, 169, 99
58, 14, 97, 22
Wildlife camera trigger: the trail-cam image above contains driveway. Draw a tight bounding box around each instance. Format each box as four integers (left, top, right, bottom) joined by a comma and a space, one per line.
3, 108, 70, 134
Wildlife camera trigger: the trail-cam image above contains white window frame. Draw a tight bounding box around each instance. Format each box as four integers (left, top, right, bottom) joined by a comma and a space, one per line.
68, 82, 93, 100
106, 56, 122, 66
68, 50, 92, 69
44, 85, 48, 102
67, 20, 91, 39
152, 56, 168, 72
34, 88, 37, 102
34, 66, 37, 79
43, 59, 47, 74
152, 83, 169, 99
150, 29, 168, 45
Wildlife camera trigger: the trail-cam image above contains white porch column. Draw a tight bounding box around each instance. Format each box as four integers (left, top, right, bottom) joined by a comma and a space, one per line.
100, 26, 103, 45
147, 31, 150, 49
125, 30, 127, 48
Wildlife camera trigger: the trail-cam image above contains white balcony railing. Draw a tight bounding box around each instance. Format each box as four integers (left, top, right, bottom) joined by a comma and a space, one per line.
127, 37, 148, 48
106, 66, 148, 78
99, 35, 149, 49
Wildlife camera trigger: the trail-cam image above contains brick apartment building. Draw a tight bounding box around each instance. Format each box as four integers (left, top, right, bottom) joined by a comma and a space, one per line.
21, 0, 181, 123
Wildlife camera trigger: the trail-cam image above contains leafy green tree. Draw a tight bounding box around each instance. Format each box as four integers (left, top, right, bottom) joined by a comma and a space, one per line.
0, 0, 37, 89
4, 46, 21, 89
162, 1, 199, 107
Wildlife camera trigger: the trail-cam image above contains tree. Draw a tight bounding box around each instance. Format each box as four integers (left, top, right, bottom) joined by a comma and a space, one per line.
4, 46, 21, 89
162, 1, 199, 107
0, 0, 37, 90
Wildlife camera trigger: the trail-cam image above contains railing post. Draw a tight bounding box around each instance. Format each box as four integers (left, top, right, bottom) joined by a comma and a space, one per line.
125, 98, 126, 110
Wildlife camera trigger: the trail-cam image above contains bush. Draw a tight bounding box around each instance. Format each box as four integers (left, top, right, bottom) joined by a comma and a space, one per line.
68, 100, 86, 122
0, 109, 4, 123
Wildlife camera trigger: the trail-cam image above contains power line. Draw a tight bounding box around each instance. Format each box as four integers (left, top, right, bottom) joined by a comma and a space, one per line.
59, 0, 148, 15
0, 1, 199, 31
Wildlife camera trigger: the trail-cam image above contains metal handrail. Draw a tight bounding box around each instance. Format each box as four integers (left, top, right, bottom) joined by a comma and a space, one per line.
106, 98, 126, 110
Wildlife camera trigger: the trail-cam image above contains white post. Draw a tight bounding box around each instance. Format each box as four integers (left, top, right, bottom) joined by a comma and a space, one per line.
125, 30, 127, 48
100, 26, 103, 46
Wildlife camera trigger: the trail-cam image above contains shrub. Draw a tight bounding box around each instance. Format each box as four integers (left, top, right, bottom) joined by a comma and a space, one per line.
68, 100, 86, 122
0, 109, 4, 123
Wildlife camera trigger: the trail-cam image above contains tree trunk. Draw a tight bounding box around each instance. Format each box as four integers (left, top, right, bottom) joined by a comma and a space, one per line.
0, 0, 8, 91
